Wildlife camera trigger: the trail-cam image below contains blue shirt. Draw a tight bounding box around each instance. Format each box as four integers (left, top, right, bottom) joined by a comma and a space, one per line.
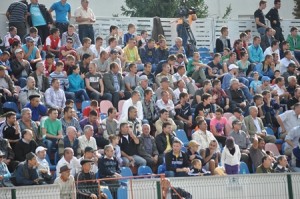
249, 80, 262, 93
25, 103, 47, 122
30, 4, 46, 26
248, 44, 264, 63
50, 1, 71, 23
123, 33, 135, 46
22, 44, 38, 61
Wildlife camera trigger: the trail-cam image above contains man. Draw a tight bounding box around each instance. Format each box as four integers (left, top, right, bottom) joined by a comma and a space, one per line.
3, 26, 21, 50
22, 27, 43, 52
139, 39, 157, 70
254, 0, 268, 37
58, 126, 82, 159
44, 78, 66, 111
256, 155, 274, 173
244, 106, 276, 143
35, 146, 51, 178
120, 91, 143, 121
169, 37, 186, 56
42, 108, 63, 153
103, 62, 131, 109
56, 147, 81, 177
119, 123, 146, 167
225, 78, 249, 111
91, 36, 105, 58
274, 155, 291, 173
292, 138, 300, 172
155, 109, 177, 136
102, 107, 119, 140
78, 125, 98, 153
156, 91, 176, 118
59, 37, 78, 61
161, 178, 192, 199
14, 129, 38, 162
286, 27, 300, 62
135, 75, 152, 101
61, 106, 82, 136
288, 87, 300, 110
19, 77, 43, 107
280, 50, 297, 74
173, 65, 196, 96
93, 51, 109, 74
18, 108, 40, 143
260, 28, 275, 52
138, 124, 159, 167
248, 36, 264, 64
250, 135, 268, 171
0, 112, 21, 150
175, 92, 192, 134
282, 64, 297, 87
156, 63, 174, 89
80, 111, 109, 149
105, 25, 122, 46
266, 0, 284, 42
24, 94, 47, 122
0, 136, 16, 172
6, 0, 28, 40
216, 27, 231, 53
120, 106, 142, 136
49, 0, 71, 34
74, 0, 96, 44
22, 36, 42, 70
264, 40, 280, 59
43, 28, 61, 57
30, 61, 49, 93
123, 38, 143, 70
15, 152, 42, 186
272, 77, 289, 102
54, 165, 76, 199
61, 24, 82, 49
165, 140, 190, 177
78, 146, 98, 174
155, 77, 176, 102
77, 37, 95, 60
142, 88, 157, 127
27, 0, 53, 44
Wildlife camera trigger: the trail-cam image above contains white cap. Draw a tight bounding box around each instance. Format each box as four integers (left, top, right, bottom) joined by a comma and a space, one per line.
35, 146, 47, 154
228, 64, 238, 70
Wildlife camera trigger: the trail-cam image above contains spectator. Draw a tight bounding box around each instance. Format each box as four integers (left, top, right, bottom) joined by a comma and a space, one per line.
74, 0, 96, 43
248, 36, 264, 64
155, 109, 177, 136
58, 126, 82, 159
22, 36, 42, 70
140, 39, 157, 69
274, 155, 291, 173
135, 75, 152, 101
210, 108, 228, 147
0, 111, 21, 150
140, 63, 156, 89
155, 38, 169, 63
43, 28, 61, 57
250, 136, 267, 169
42, 108, 63, 153
123, 23, 136, 47
78, 146, 98, 174
280, 50, 296, 74
291, 137, 300, 172
3, 26, 21, 50
61, 24, 82, 49
277, 102, 300, 136
173, 65, 196, 96
44, 78, 66, 111
14, 129, 38, 162
120, 91, 143, 121
232, 39, 246, 60
105, 25, 122, 46
76, 37, 95, 59
79, 53, 92, 75
6, 1, 28, 40
186, 140, 204, 165
254, 0, 268, 37
119, 106, 142, 136
187, 52, 207, 84
119, 122, 146, 167
108, 135, 123, 166
68, 65, 90, 102
59, 37, 78, 62
30, 61, 50, 92
272, 76, 289, 102
221, 137, 241, 175
262, 90, 280, 127
256, 155, 274, 173
255, 55, 274, 79
156, 90, 175, 118
137, 124, 159, 167
35, 146, 51, 180
22, 27, 43, 53
155, 77, 176, 102
18, 108, 40, 142
49, 0, 71, 34
102, 107, 119, 140
105, 37, 124, 58
173, 79, 187, 103
287, 87, 300, 110
212, 79, 230, 111
78, 125, 98, 153
155, 54, 176, 77
24, 94, 47, 122
161, 178, 192, 199
286, 27, 300, 62
103, 62, 131, 109
169, 37, 186, 56
61, 106, 82, 136
165, 140, 190, 177
206, 53, 224, 79
93, 51, 109, 74
124, 63, 139, 92
225, 78, 249, 111
261, 28, 275, 52
256, 76, 273, 94
56, 147, 81, 177
216, 26, 231, 53
0, 150, 11, 185
123, 38, 143, 70
192, 80, 212, 108
82, 100, 100, 118
174, 92, 192, 133
266, 0, 284, 42
0, 51, 11, 75
54, 165, 76, 199
19, 76, 44, 107
106, 49, 121, 71
264, 40, 280, 59
194, 93, 214, 124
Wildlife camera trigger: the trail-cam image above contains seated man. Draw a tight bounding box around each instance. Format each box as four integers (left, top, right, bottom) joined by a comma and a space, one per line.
123, 38, 143, 70
200, 140, 220, 175
256, 155, 274, 173
18, 109, 38, 144
56, 147, 81, 177
0, 137, 17, 172
42, 108, 63, 154
173, 65, 196, 96
61, 24, 82, 49
139, 39, 157, 71
30, 61, 50, 93
43, 28, 61, 58
44, 78, 66, 112
14, 129, 38, 162
212, 79, 230, 111
156, 63, 174, 89
78, 146, 99, 174
19, 76, 43, 107
120, 91, 143, 121
120, 106, 142, 136
78, 125, 98, 153
118, 123, 146, 167
169, 37, 186, 56
102, 107, 119, 140
59, 37, 78, 62
156, 91, 176, 118
291, 137, 300, 172
274, 155, 291, 173
215, 26, 231, 53
93, 50, 109, 74
135, 75, 152, 101
155, 77, 176, 102
124, 63, 139, 92
165, 140, 190, 177
0, 65, 18, 103
90, 36, 105, 58
244, 106, 276, 143
58, 126, 82, 159
250, 135, 267, 169
82, 100, 100, 118
4, 26, 21, 50
155, 109, 177, 136
22, 36, 42, 70
35, 146, 51, 179
138, 124, 159, 167
226, 78, 249, 111
0, 111, 21, 150
24, 94, 47, 122
210, 108, 228, 147
174, 92, 192, 134
161, 178, 192, 199
77, 37, 95, 60
60, 107, 83, 136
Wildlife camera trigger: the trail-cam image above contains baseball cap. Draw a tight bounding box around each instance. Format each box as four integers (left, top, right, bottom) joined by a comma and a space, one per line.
110, 49, 118, 54
261, 76, 271, 82
35, 146, 47, 154
25, 36, 35, 43
228, 64, 238, 70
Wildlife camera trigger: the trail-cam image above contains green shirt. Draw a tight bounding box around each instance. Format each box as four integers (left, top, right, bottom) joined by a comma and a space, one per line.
186, 59, 203, 76
286, 34, 300, 51
44, 118, 62, 136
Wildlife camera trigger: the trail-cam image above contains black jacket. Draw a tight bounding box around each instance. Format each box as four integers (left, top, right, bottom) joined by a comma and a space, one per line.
216, 38, 231, 53
29, 71, 50, 92
27, 3, 53, 27
155, 133, 176, 155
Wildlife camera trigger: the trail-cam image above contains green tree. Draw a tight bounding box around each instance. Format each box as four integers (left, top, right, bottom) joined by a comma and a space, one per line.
293, 0, 300, 18
121, 0, 208, 18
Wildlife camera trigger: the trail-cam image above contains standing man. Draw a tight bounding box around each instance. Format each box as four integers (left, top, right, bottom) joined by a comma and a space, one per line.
254, 0, 268, 37
27, 0, 53, 44
266, 0, 284, 42
6, 0, 28, 40
74, 0, 96, 44
49, 0, 71, 34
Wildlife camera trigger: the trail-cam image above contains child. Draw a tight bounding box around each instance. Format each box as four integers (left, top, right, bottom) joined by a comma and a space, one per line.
109, 135, 123, 167
239, 32, 248, 50
186, 52, 207, 77
82, 100, 101, 118
221, 137, 241, 175
137, 30, 148, 48
44, 52, 56, 76
188, 159, 211, 176
123, 23, 136, 47
187, 140, 204, 164
272, 70, 281, 85
221, 48, 230, 64
249, 72, 262, 94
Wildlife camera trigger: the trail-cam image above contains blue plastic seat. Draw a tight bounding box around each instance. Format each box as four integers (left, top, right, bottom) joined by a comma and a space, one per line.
176, 129, 189, 147
137, 165, 153, 176
181, 146, 187, 153
3, 101, 21, 119
102, 188, 113, 199
45, 154, 56, 171
120, 167, 133, 185
81, 100, 91, 111
265, 127, 274, 135
239, 161, 250, 174
157, 164, 165, 174
117, 186, 128, 199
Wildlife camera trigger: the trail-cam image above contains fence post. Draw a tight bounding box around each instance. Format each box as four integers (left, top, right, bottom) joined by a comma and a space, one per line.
11, 189, 16, 199
287, 174, 294, 199
156, 181, 161, 199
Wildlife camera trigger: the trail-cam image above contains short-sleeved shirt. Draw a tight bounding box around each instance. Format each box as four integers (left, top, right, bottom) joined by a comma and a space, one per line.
210, 117, 227, 136
7, 2, 27, 23
124, 74, 138, 89
74, 6, 95, 25
195, 102, 213, 118
22, 44, 38, 61
175, 103, 192, 120
254, 9, 265, 29
43, 118, 62, 136
207, 61, 222, 75
85, 72, 102, 92
76, 47, 94, 58
30, 4, 47, 26
278, 110, 300, 132
249, 80, 262, 93
50, 1, 71, 23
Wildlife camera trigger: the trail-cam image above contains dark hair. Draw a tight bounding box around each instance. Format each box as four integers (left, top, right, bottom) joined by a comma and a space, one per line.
213, 53, 221, 59
100, 50, 107, 57
159, 109, 168, 115
5, 111, 16, 119
95, 36, 103, 42
259, 0, 267, 6
29, 27, 38, 33
131, 90, 140, 97
108, 37, 116, 45
110, 62, 118, 70
179, 92, 188, 99
148, 38, 155, 43
127, 23, 135, 30
162, 122, 171, 129
271, 40, 279, 47
274, 0, 281, 4
66, 99, 74, 106
173, 140, 182, 145
48, 108, 58, 115
245, 29, 251, 34
239, 32, 247, 39
50, 28, 59, 35
128, 63, 136, 71
108, 107, 116, 115
89, 110, 98, 117
203, 80, 211, 87
82, 37, 91, 44
177, 65, 185, 71
284, 50, 291, 57
119, 122, 128, 130
9, 26, 16, 32
253, 36, 260, 42
202, 93, 212, 101
46, 52, 55, 59
176, 53, 184, 59
51, 78, 59, 85
261, 155, 269, 164
234, 39, 242, 47
63, 106, 73, 114
144, 89, 153, 97
56, 61, 64, 68
109, 25, 118, 33
253, 94, 263, 102
291, 27, 298, 32
215, 107, 224, 114
212, 79, 221, 87
141, 30, 147, 35
240, 51, 248, 58
167, 54, 177, 61
90, 100, 98, 107
275, 76, 284, 84
220, 26, 228, 34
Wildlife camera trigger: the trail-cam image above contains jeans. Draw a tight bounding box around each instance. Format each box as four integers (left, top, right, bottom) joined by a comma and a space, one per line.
257, 27, 266, 37
75, 89, 90, 102
294, 51, 300, 63
36, 25, 49, 45
122, 155, 147, 167
89, 92, 112, 102
177, 24, 188, 51
78, 24, 95, 44
43, 138, 57, 156
65, 91, 76, 101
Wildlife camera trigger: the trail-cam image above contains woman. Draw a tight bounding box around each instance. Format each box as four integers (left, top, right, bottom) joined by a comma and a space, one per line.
236, 51, 251, 77
221, 137, 241, 175
255, 54, 275, 78
68, 65, 90, 102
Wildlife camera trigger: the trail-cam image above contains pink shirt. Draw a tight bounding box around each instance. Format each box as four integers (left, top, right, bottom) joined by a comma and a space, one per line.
210, 117, 228, 136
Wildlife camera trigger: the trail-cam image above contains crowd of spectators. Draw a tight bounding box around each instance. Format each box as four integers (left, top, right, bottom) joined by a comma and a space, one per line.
0, 0, 299, 198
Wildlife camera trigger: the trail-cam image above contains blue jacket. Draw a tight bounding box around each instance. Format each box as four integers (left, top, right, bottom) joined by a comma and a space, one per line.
139, 45, 157, 64
15, 161, 39, 185
248, 45, 264, 63
68, 73, 84, 92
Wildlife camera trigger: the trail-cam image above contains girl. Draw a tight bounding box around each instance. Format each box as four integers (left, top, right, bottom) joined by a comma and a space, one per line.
221, 137, 241, 175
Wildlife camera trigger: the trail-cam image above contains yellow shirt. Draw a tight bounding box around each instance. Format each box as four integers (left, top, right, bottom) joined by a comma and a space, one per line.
166, 135, 172, 152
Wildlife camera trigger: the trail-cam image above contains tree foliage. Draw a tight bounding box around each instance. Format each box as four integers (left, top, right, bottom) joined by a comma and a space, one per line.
121, 0, 208, 18
293, 0, 300, 19
222, 4, 232, 19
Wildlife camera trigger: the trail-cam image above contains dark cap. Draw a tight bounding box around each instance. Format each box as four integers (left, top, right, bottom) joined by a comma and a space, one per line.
84, 146, 96, 153
232, 119, 242, 126
25, 36, 35, 43
233, 107, 243, 114
110, 49, 118, 54
80, 159, 94, 165
288, 63, 296, 68
29, 94, 41, 101
26, 152, 37, 161
59, 165, 71, 173
160, 77, 170, 83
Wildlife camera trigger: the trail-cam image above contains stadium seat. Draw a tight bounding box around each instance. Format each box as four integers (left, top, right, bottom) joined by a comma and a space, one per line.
239, 162, 250, 174
157, 164, 165, 174
81, 100, 91, 111
181, 146, 187, 153
45, 154, 56, 171
100, 113, 108, 120
3, 101, 21, 119
120, 167, 133, 185
118, 100, 125, 114
265, 127, 274, 135
265, 143, 280, 156
223, 112, 233, 120
117, 186, 128, 199
176, 129, 189, 147
137, 165, 153, 176
100, 100, 114, 115
102, 188, 113, 199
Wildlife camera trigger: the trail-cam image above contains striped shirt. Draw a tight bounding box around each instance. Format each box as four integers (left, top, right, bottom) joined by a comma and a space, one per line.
49, 71, 69, 90
6, 2, 27, 23
44, 87, 66, 109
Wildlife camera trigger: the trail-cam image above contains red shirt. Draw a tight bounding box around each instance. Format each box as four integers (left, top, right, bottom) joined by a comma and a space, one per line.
83, 106, 101, 118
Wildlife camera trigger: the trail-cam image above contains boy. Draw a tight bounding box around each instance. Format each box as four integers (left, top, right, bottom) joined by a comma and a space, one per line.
44, 53, 56, 76
43, 28, 61, 57
221, 48, 230, 64
188, 159, 211, 176
250, 72, 262, 94
123, 23, 136, 47
186, 52, 208, 84
138, 30, 148, 48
